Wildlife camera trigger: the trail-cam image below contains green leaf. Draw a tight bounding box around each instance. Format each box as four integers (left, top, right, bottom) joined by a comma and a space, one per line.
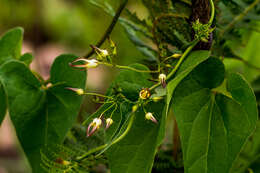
20, 53, 33, 66
0, 54, 86, 172
107, 101, 166, 173
172, 58, 258, 173
243, 30, 260, 82
0, 27, 23, 65
231, 121, 260, 173
167, 50, 210, 113
0, 82, 7, 125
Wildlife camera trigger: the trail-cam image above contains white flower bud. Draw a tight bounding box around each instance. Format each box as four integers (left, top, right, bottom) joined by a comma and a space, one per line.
106, 118, 113, 129
145, 112, 158, 124
159, 73, 167, 88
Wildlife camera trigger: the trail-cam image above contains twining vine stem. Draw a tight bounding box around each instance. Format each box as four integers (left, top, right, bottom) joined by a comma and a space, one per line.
99, 62, 159, 73
84, 0, 128, 58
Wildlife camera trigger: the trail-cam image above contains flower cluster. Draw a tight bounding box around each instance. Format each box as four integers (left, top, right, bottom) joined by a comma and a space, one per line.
192, 19, 214, 42
86, 117, 114, 137
67, 42, 166, 138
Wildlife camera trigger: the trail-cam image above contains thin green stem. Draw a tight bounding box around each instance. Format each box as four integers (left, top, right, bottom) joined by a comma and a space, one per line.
99, 62, 160, 73
109, 104, 118, 118
76, 114, 135, 161
166, 41, 198, 80
100, 103, 116, 118
220, 0, 260, 37
149, 40, 199, 91
84, 0, 128, 58
83, 92, 114, 100
209, 0, 215, 25
82, 103, 116, 126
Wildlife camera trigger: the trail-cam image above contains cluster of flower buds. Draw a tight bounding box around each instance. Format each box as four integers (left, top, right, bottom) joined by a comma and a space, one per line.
70, 58, 99, 69
66, 87, 84, 95
139, 88, 151, 100
86, 117, 114, 137
145, 112, 157, 124
159, 73, 167, 88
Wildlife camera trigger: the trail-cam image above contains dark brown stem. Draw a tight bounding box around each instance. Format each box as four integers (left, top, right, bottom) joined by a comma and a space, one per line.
190, 0, 213, 50
173, 116, 180, 161
84, 0, 128, 58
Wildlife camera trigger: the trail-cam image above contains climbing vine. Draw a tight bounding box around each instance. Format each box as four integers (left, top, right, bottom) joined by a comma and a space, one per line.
0, 0, 260, 172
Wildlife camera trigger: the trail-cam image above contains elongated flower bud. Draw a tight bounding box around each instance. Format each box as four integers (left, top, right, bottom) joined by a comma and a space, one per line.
66, 87, 84, 95
105, 118, 113, 129
145, 112, 158, 124
159, 73, 167, 88
152, 96, 163, 102
132, 105, 139, 112
70, 58, 99, 69
172, 53, 182, 58
109, 38, 117, 56
87, 118, 102, 137
139, 88, 151, 100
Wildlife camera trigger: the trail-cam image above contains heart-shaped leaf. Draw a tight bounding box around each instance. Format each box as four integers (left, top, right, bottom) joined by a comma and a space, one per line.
0, 54, 86, 172
0, 27, 24, 125
172, 58, 258, 173
0, 27, 23, 65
